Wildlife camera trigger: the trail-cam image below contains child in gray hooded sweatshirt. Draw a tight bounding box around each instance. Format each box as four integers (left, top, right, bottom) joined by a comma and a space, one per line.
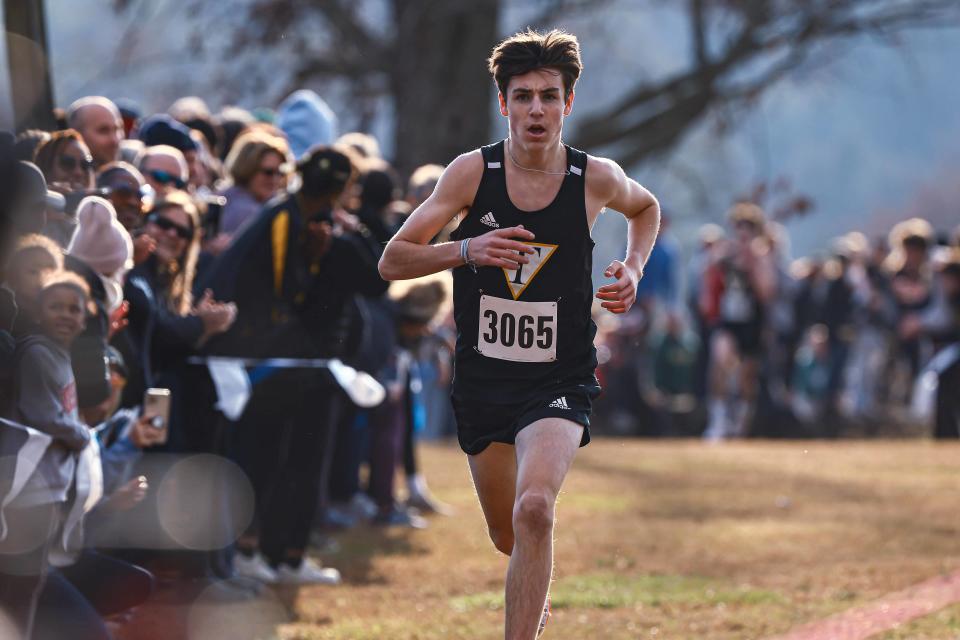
0, 270, 93, 639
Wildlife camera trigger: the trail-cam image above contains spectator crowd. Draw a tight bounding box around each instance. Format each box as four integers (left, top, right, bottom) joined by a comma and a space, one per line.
0, 92, 454, 639
595, 204, 960, 442
0, 88, 957, 640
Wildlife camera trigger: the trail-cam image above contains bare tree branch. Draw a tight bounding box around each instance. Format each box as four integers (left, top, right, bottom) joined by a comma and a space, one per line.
147, 0, 960, 172
311, 0, 384, 62
572, 0, 960, 165
691, 0, 709, 67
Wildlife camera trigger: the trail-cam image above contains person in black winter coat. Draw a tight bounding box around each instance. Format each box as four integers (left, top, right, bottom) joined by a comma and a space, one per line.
199, 145, 388, 584
118, 191, 235, 417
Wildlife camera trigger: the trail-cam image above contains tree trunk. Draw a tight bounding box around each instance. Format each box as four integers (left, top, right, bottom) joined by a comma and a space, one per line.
390, 0, 500, 176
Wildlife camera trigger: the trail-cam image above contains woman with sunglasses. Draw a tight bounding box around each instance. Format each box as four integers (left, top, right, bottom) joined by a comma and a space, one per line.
33, 129, 97, 247
96, 162, 148, 232
97, 162, 161, 267
218, 130, 292, 238
135, 145, 190, 198
120, 191, 236, 416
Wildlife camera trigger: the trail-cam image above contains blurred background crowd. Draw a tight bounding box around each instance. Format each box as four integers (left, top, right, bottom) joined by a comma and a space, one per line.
595, 204, 960, 442
1, 1, 960, 638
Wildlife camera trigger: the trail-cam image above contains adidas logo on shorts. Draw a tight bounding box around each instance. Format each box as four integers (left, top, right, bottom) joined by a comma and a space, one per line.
548, 396, 570, 410
480, 212, 500, 228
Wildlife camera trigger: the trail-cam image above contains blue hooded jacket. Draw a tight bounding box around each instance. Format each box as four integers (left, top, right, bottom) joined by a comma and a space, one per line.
276, 90, 338, 160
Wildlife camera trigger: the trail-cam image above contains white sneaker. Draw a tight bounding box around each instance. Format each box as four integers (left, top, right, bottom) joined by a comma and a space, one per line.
234, 552, 278, 584
275, 557, 341, 585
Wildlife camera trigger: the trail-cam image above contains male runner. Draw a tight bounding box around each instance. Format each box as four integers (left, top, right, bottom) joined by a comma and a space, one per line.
379, 29, 660, 639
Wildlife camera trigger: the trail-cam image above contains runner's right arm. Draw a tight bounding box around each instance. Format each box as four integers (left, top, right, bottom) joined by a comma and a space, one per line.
379, 151, 535, 281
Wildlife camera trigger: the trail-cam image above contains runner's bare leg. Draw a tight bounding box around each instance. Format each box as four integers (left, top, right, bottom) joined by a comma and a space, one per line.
469, 442, 518, 555
504, 419, 582, 640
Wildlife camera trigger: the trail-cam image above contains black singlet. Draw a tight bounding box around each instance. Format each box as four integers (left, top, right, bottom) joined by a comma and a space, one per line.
449, 140, 599, 403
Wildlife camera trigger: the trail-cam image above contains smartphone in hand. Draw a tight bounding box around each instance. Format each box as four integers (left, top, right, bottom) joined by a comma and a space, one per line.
143, 388, 171, 445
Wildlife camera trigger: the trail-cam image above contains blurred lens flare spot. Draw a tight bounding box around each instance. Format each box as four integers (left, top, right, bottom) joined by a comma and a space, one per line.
157, 454, 254, 551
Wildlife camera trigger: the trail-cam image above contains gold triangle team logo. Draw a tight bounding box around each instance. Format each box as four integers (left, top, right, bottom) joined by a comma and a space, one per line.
502, 242, 558, 300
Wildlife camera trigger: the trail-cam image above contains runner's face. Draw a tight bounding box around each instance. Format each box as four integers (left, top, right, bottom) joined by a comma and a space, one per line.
499, 68, 573, 149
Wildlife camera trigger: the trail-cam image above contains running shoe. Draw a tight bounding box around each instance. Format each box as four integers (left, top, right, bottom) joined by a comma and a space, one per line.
406, 489, 455, 516
275, 558, 342, 585
372, 506, 428, 529
233, 551, 278, 584
538, 595, 552, 637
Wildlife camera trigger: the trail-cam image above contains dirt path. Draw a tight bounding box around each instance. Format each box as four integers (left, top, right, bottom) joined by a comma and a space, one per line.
767, 569, 960, 640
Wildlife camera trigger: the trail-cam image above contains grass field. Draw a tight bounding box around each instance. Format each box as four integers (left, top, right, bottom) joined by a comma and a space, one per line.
257, 439, 960, 640
116, 438, 960, 639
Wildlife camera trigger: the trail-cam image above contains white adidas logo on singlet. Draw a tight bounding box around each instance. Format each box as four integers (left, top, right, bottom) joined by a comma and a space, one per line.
548, 396, 570, 409
480, 212, 499, 228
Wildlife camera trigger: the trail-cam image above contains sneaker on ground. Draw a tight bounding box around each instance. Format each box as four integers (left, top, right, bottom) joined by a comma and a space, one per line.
234, 552, 278, 584
372, 506, 428, 529
349, 492, 378, 520
321, 506, 358, 530
406, 489, 455, 516
538, 595, 551, 638
275, 557, 341, 585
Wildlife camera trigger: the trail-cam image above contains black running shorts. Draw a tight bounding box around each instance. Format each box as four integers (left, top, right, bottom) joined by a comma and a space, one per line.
452, 381, 600, 456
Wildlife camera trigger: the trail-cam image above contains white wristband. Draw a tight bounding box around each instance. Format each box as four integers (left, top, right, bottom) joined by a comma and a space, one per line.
461, 238, 477, 272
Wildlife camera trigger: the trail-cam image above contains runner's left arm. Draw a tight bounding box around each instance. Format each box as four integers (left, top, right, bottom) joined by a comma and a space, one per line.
590, 158, 661, 314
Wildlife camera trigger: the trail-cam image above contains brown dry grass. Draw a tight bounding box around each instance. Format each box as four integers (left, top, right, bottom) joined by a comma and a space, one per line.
119, 439, 960, 639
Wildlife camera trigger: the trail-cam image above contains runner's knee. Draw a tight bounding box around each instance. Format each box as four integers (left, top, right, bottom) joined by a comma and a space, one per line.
512, 489, 554, 538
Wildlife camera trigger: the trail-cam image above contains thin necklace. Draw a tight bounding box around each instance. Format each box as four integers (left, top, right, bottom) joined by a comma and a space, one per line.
506, 139, 569, 176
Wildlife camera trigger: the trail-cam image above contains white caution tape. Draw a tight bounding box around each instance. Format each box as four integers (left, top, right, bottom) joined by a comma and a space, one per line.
187, 356, 385, 410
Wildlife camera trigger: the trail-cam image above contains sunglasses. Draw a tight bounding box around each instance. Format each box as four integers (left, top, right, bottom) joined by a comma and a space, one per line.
106, 184, 147, 199
258, 166, 284, 178
58, 155, 94, 173
147, 169, 187, 190
149, 215, 193, 240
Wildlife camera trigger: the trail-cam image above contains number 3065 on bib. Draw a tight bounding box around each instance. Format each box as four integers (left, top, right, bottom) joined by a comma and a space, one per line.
477, 295, 557, 363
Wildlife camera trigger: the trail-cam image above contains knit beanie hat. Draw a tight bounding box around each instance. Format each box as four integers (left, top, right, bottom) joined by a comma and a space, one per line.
67, 196, 133, 276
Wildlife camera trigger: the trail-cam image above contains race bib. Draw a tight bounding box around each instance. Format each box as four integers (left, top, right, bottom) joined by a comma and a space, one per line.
477, 295, 557, 363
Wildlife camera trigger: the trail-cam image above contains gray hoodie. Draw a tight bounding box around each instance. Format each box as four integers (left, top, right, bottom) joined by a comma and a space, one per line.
13, 335, 91, 506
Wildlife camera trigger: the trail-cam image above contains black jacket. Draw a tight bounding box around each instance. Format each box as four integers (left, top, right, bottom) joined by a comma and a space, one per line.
119, 254, 205, 406
199, 193, 388, 359
64, 255, 111, 409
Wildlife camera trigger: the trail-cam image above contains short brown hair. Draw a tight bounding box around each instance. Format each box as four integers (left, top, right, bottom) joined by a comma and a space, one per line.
224, 130, 291, 187
488, 29, 582, 100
